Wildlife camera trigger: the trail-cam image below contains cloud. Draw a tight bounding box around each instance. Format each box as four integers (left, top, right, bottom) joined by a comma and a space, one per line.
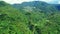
2, 0, 60, 4
3, 0, 35, 4
3, 0, 54, 4
41, 0, 60, 4
58, 1, 60, 4
3, 0, 23, 4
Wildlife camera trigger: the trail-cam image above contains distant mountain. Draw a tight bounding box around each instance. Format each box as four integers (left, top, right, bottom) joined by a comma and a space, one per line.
53, 4, 60, 10
12, 1, 60, 14
0, 1, 9, 6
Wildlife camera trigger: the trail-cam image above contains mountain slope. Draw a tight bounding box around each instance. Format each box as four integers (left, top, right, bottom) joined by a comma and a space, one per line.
53, 4, 60, 10
0, 1, 30, 34
0, 1, 9, 6
13, 1, 59, 14
0, 1, 60, 34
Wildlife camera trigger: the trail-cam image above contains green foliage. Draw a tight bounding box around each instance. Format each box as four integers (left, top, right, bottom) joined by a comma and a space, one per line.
0, 1, 60, 34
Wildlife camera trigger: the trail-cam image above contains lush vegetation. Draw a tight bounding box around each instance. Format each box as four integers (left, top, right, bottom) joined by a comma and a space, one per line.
0, 1, 60, 34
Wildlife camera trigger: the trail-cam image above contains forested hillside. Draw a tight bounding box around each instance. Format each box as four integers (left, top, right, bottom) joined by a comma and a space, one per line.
13, 1, 60, 14
0, 1, 60, 34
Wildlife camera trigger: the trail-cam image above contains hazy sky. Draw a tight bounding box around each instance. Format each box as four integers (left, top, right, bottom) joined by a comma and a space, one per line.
2, 0, 60, 4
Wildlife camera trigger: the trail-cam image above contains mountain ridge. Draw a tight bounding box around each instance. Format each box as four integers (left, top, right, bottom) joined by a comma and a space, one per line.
12, 1, 60, 14
13, 1, 60, 10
